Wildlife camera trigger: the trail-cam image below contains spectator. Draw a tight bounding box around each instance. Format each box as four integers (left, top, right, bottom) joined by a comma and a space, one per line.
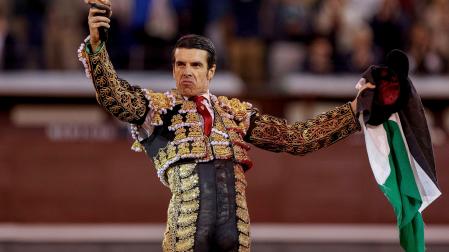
369, 0, 410, 62
104, 0, 134, 69
424, 0, 449, 73
338, 24, 378, 73
172, 0, 209, 36
130, 0, 177, 70
303, 36, 334, 74
0, 8, 20, 70
407, 22, 445, 74
2, 0, 448, 77
313, 0, 348, 73
330, 0, 380, 59
266, 0, 316, 79
228, 0, 265, 90
204, 0, 230, 70
12, 0, 47, 69
44, 0, 85, 70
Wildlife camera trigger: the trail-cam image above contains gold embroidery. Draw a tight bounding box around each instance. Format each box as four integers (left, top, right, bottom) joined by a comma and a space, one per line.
232, 145, 252, 169
176, 225, 196, 240
235, 181, 246, 196
237, 220, 250, 235
223, 117, 238, 129
181, 187, 200, 202
140, 94, 261, 250
186, 112, 200, 124
146, 90, 175, 113
174, 128, 187, 141
178, 142, 190, 156
171, 114, 183, 125
86, 45, 147, 123
236, 207, 249, 223
175, 237, 194, 251
207, 108, 234, 160
152, 114, 163, 126
234, 164, 251, 250
158, 149, 167, 167
180, 100, 196, 112
180, 174, 199, 192
234, 166, 247, 187
153, 135, 207, 186
163, 164, 199, 252
233, 145, 244, 157
198, 138, 214, 162
191, 141, 206, 155
210, 133, 226, 142
164, 166, 182, 251
167, 145, 177, 161
212, 145, 233, 159
211, 99, 252, 167
179, 164, 196, 178
248, 103, 360, 155
188, 125, 203, 138
217, 96, 252, 122
154, 159, 161, 172
214, 117, 227, 132
180, 200, 200, 214
177, 212, 198, 227
239, 246, 250, 252
167, 168, 179, 194
236, 194, 248, 210
162, 226, 171, 251
238, 233, 250, 248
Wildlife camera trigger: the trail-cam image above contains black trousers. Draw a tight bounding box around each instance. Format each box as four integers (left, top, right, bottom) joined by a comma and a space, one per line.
194, 160, 239, 252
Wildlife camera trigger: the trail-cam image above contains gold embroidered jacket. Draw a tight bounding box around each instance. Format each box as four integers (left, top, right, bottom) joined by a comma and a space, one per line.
79, 40, 360, 252
78, 41, 360, 161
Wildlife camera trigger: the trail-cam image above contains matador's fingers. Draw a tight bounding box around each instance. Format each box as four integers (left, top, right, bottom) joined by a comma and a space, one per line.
88, 8, 107, 18
355, 78, 375, 91
85, 0, 111, 6
91, 22, 110, 29
87, 0, 112, 16
89, 16, 111, 24
355, 78, 366, 90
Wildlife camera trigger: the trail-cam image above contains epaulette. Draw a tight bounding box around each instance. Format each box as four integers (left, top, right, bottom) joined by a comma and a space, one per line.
217, 96, 252, 122
144, 89, 176, 126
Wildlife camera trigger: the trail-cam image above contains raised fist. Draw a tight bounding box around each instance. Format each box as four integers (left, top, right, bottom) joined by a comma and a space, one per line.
87, 0, 112, 50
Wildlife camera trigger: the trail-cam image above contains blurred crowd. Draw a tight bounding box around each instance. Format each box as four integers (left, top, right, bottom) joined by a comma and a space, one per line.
1, 0, 449, 86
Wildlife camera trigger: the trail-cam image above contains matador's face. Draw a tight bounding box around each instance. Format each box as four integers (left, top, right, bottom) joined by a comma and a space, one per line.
173, 48, 216, 97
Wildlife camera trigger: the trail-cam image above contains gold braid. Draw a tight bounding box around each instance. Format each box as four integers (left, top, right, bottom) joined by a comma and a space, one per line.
88, 45, 148, 124
246, 103, 360, 155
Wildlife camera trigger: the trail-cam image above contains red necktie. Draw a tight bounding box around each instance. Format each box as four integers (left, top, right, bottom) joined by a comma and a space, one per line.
192, 96, 212, 136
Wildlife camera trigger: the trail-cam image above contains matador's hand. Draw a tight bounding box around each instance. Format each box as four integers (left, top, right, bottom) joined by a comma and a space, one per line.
351, 78, 375, 113
86, 0, 112, 51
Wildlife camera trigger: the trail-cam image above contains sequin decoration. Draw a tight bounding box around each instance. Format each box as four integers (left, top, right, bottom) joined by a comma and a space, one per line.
163, 164, 200, 252
234, 164, 251, 252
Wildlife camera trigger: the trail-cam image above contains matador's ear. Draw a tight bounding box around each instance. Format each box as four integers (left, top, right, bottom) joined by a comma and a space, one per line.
207, 64, 216, 80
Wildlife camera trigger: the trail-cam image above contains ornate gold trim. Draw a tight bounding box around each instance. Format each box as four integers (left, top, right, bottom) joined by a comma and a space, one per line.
234, 164, 251, 251
82, 43, 148, 123
248, 103, 360, 155
163, 164, 200, 252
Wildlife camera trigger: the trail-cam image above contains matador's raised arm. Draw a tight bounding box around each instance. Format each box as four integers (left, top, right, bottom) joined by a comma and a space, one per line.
245, 103, 361, 155
78, 40, 149, 125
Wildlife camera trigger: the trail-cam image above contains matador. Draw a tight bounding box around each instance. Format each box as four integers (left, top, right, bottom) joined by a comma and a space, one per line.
79, 1, 373, 251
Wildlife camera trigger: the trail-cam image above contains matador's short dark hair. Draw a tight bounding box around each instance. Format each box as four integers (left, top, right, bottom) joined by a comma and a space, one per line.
172, 34, 216, 69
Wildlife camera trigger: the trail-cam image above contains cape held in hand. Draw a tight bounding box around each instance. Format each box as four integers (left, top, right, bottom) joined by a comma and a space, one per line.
357, 50, 441, 252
